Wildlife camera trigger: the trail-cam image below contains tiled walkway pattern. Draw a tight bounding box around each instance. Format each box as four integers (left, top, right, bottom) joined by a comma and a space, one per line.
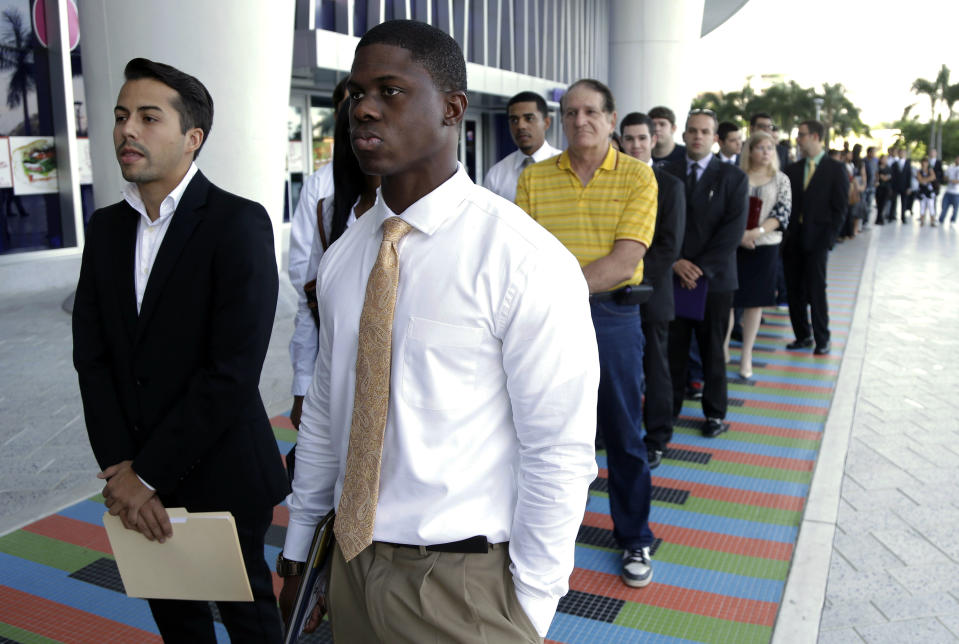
0, 242, 872, 643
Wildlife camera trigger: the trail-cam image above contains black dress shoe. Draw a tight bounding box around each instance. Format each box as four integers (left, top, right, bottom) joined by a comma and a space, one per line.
647, 449, 663, 469
814, 342, 831, 355
786, 338, 814, 350
702, 418, 729, 438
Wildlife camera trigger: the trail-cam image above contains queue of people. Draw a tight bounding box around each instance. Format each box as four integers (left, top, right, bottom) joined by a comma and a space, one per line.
868, 145, 957, 227
77, 18, 923, 642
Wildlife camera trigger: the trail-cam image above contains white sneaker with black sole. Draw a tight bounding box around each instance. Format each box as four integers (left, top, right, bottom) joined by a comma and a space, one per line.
621, 547, 653, 587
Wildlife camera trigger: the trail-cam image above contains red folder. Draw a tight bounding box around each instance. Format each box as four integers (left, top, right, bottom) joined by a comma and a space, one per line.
747, 196, 763, 229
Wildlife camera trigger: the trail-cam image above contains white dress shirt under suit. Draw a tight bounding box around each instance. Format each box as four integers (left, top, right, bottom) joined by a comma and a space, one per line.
483, 141, 561, 202
124, 162, 199, 314
284, 164, 599, 636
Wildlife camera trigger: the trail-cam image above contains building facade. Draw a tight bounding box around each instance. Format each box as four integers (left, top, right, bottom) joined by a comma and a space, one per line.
1, 0, 746, 296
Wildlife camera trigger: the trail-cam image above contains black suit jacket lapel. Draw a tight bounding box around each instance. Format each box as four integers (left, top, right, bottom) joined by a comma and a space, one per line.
694, 158, 721, 203
112, 203, 139, 342
136, 171, 210, 342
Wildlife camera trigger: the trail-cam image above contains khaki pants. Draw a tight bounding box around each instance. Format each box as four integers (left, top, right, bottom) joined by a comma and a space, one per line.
328, 542, 543, 644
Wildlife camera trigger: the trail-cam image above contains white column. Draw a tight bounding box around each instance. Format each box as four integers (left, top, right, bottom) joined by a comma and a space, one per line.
79, 0, 295, 266
608, 0, 705, 136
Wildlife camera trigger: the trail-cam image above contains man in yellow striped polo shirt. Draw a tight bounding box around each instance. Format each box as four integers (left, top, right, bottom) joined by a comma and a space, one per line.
516, 78, 658, 590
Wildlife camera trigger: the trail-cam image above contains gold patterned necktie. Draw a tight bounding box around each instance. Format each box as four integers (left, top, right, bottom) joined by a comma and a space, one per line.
334, 216, 413, 562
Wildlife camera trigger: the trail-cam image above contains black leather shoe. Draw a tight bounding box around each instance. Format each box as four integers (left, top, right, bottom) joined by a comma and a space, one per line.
647, 449, 662, 469
786, 338, 814, 350
814, 342, 831, 355
702, 418, 729, 438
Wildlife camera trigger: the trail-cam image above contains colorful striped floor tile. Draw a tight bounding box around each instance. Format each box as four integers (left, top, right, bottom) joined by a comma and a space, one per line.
0, 254, 863, 643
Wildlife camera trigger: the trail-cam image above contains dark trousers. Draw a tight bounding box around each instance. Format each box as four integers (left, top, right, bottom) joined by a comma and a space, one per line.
591, 300, 654, 550
900, 191, 912, 218
775, 251, 788, 304
875, 190, 890, 224
887, 190, 898, 221
687, 337, 704, 382
640, 313, 672, 453
782, 238, 830, 347
148, 506, 283, 644
668, 290, 733, 421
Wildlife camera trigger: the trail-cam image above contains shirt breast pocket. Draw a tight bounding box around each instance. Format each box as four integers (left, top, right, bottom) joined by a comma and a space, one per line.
402, 317, 483, 411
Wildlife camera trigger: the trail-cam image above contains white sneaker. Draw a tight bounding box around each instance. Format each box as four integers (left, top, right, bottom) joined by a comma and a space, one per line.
621, 547, 653, 588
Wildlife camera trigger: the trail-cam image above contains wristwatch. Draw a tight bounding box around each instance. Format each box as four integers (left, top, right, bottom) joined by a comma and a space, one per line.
275, 551, 305, 577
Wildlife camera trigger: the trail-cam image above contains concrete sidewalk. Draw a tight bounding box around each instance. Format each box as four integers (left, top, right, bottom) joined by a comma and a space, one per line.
814, 220, 959, 642
770, 219, 959, 643
0, 277, 299, 537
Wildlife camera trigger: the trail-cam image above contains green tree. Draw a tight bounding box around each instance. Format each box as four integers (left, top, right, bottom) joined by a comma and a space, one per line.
911, 65, 951, 155
816, 82, 868, 146
691, 87, 752, 125
745, 81, 815, 143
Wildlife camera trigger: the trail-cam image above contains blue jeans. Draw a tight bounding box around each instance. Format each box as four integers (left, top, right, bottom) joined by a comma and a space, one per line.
863, 187, 875, 221
688, 336, 704, 383
591, 300, 654, 550
941, 193, 959, 223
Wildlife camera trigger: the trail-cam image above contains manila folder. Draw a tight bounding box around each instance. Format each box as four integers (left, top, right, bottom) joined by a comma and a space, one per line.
103, 508, 253, 602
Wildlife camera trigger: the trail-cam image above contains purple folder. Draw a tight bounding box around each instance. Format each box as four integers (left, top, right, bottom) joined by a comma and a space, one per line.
673, 274, 709, 321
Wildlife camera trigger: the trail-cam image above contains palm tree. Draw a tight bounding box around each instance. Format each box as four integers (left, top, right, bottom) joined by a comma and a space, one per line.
692, 88, 749, 125
746, 81, 815, 144
817, 83, 867, 147
0, 9, 35, 136
911, 65, 950, 156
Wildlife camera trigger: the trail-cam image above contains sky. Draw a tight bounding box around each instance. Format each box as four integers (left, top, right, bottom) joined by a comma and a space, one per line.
696, 0, 959, 127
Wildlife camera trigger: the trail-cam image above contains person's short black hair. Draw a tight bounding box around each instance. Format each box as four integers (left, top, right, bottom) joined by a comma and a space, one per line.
718, 121, 740, 142
648, 106, 676, 126
620, 111, 654, 134
356, 20, 466, 93
562, 79, 615, 114
800, 119, 826, 141
749, 112, 772, 127
124, 58, 213, 158
507, 91, 548, 119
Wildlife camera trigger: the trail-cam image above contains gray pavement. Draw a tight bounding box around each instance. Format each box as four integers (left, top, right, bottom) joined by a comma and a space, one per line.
0, 276, 298, 536
814, 220, 959, 643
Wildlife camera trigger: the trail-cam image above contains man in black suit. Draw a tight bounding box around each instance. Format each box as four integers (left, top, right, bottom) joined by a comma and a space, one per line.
782, 120, 849, 356
665, 109, 748, 439
717, 121, 742, 165
894, 147, 913, 221
73, 58, 289, 643
621, 112, 685, 467
887, 148, 901, 222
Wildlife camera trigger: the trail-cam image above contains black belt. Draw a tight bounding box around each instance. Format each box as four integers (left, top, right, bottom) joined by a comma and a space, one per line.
379, 535, 492, 554
589, 283, 653, 305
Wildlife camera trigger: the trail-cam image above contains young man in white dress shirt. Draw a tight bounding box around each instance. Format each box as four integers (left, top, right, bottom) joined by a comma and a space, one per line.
483, 91, 560, 202
277, 20, 599, 643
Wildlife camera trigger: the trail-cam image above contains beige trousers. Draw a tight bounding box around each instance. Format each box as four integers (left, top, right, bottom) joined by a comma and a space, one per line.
328, 542, 543, 644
